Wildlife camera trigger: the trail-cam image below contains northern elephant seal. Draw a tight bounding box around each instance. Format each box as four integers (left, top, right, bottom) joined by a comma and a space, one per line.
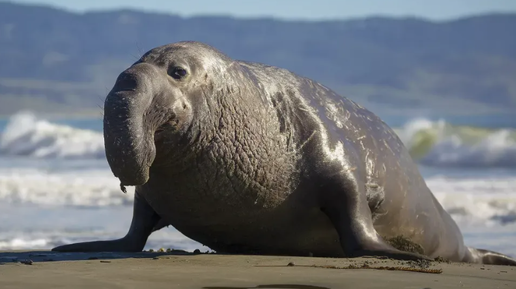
53, 41, 516, 266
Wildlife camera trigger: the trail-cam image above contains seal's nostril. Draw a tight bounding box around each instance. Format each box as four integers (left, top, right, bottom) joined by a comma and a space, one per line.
115, 72, 139, 92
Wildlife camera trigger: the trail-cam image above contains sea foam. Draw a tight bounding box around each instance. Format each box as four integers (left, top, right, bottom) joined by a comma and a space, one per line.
0, 112, 105, 159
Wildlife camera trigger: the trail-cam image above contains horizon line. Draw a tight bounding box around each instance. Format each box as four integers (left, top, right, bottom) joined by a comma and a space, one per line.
3, 0, 515, 23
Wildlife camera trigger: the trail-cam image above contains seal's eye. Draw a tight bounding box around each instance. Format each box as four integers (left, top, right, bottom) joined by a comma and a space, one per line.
169, 67, 188, 80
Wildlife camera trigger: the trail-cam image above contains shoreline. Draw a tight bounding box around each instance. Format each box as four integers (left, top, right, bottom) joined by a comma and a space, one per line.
1, 251, 515, 288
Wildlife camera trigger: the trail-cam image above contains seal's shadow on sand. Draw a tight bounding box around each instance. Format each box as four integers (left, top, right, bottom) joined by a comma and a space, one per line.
0, 250, 195, 263
204, 285, 330, 289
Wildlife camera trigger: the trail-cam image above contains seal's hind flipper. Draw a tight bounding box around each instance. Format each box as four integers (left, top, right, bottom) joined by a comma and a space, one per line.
318, 172, 430, 262
470, 248, 516, 266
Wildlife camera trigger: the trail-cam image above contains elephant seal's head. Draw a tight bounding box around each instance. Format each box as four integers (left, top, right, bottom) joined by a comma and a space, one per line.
103, 41, 236, 186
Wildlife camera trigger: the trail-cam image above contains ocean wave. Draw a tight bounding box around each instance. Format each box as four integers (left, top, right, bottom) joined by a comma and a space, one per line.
0, 234, 202, 252
1, 176, 515, 254
0, 204, 203, 251
427, 175, 516, 226
0, 166, 133, 207
0, 231, 203, 252
395, 118, 516, 168
1, 164, 515, 227
1, 112, 516, 168
0, 238, 48, 250
0, 112, 105, 159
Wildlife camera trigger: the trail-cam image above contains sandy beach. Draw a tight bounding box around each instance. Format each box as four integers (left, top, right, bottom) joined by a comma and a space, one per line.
1, 251, 514, 289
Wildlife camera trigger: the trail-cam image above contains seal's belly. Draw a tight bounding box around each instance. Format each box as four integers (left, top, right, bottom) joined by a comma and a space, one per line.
142, 185, 343, 257
174, 207, 343, 257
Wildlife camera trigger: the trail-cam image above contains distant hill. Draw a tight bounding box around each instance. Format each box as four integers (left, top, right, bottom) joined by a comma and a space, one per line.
0, 1, 515, 118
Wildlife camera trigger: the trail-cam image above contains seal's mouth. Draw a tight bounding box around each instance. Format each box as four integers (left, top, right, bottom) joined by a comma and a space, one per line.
153, 117, 176, 142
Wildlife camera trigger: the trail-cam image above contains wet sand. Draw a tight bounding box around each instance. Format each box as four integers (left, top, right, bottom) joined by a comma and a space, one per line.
1, 251, 515, 289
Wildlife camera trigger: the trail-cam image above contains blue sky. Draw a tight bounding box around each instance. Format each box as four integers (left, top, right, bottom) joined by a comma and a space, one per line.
7, 0, 516, 20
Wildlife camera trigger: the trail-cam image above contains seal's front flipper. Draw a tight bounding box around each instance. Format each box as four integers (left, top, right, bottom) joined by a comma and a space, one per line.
52, 193, 160, 252
470, 248, 516, 266
319, 174, 430, 261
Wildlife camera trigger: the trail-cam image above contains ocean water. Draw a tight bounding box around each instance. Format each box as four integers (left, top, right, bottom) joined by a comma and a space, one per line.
0, 111, 515, 257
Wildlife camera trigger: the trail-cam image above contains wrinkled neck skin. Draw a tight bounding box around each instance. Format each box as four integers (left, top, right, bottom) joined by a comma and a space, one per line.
151, 64, 302, 209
